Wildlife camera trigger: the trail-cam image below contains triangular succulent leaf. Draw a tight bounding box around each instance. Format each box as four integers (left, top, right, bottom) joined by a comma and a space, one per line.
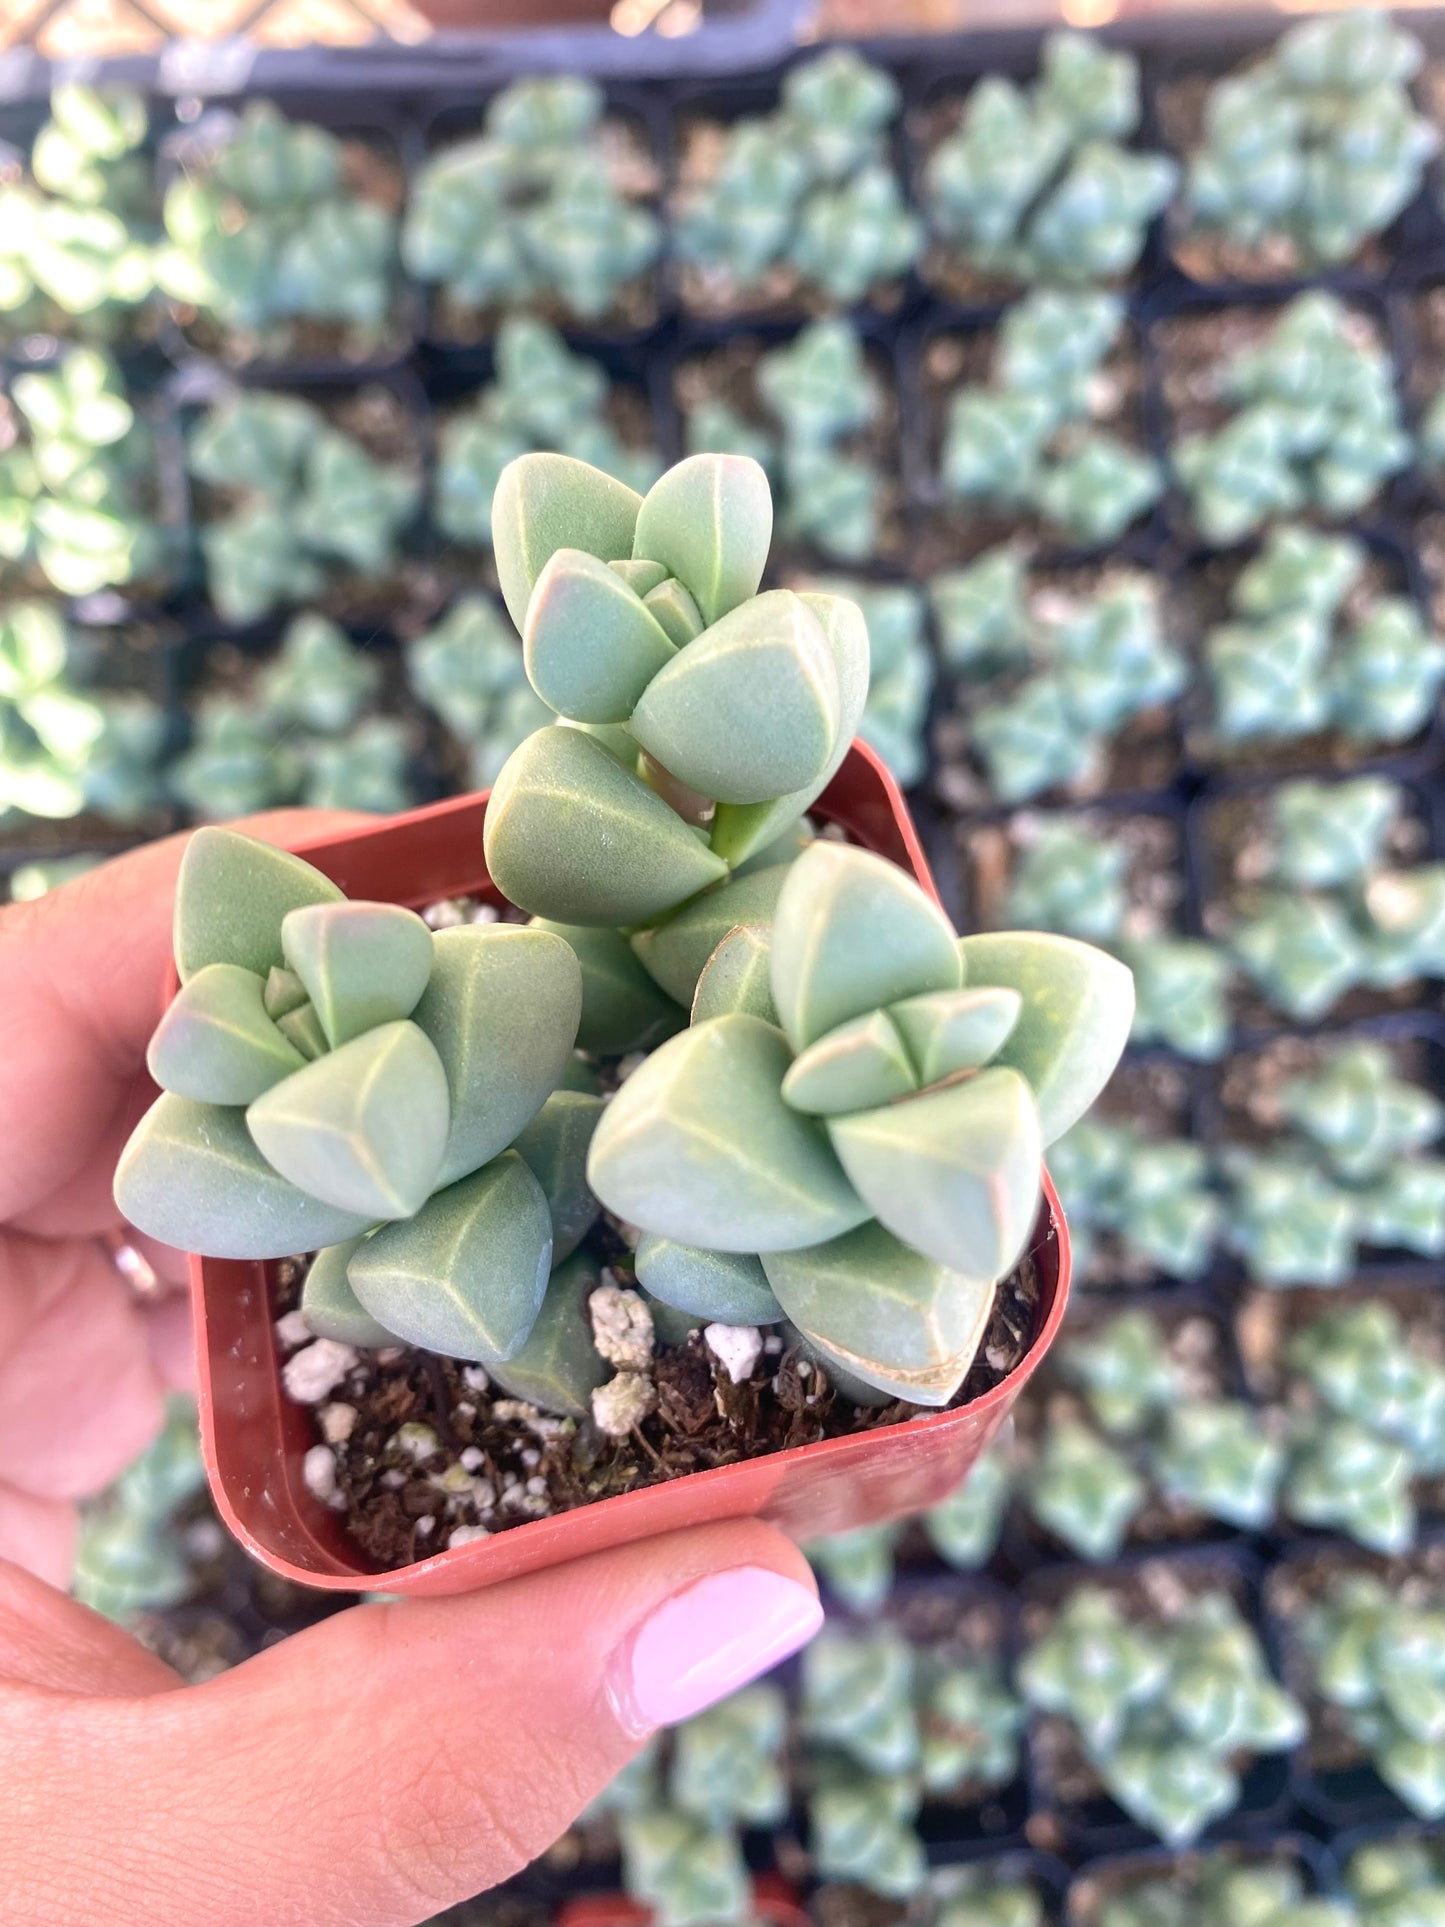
524, 547, 678, 724
531, 919, 683, 1055
512, 1089, 605, 1263
635, 1237, 784, 1326
174, 827, 343, 983
632, 863, 792, 1006
782, 1009, 917, 1116
692, 924, 778, 1025
887, 986, 1023, 1086
280, 900, 434, 1049
492, 452, 643, 632
301, 1237, 399, 1348
632, 453, 772, 625
147, 962, 306, 1104
487, 1250, 610, 1416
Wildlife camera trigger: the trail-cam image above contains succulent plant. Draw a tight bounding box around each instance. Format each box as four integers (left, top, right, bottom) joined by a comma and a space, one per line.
1095, 1854, 1352, 1927
1226, 778, 1445, 1020
921, 1655, 1026, 1794
1181, 11, 1437, 272
669, 1684, 788, 1830
1025, 1413, 1146, 1560
805, 577, 932, 787
923, 31, 1176, 287
940, 293, 1163, 549
301, 716, 415, 815
1058, 1308, 1183, 1435
0, 606, 166, 829
930, 548, 1033, 678
435, 320, 661, 552
803, 1626, 920, 1775
168, 696, 301, 821
1021, 1582, 1305, 1844
1301, 1570, 1445, 1818
619, 1808, 752, 1927
946, 553, 1184, 804
1172, 295, 1411, 547
71, 1398, 208, 1621
189, 391, 419, 625
156, 100, 398, 347
0, 346, 168, 596
807, 1522, 902, 1613
674, 47, 920, 307
686, 321, 889, 563
935, 1874, 1046, 1927
1151, 1401, 1285, 1534
404, 76, 660, 324
809, 1760, 926, 1899
924, 1443, 1013, 1570
1345, 1833, 1445, 1920
1004, 818, 1232, 1062
7, 853, 104, 903
0, 85, 157, 332
406, 596, 552, 790
113, 826, 594, 1393
1204, 525, 1445, 750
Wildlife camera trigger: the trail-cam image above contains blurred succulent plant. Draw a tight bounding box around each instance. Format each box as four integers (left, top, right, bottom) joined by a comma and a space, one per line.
803, 1625, 921, 1776
189, 391, 419, 625
1222, 1149, 1361, 1289
1172, 294, 1411, 547
0, 85, 157, 332
1151, 1400, 1285, 1534
1057, 1307, 1181, 1434
1020, 1582, 1304, 1844
435, 320, 661, 551
1279, 1301, 1445, 1551
945, 551, 1184, 804
619, 1808, 752, 1927
6, 852, 104, 901
403, 76, 660, 324
1004, 817, 1232, 1061
1182, 10, 1436, 273
669, 1684, 789, 1830
805, 577, 933, 786
1226, 777, 1445, 1020
1301, 1570, 1445, 1818
0, 346, 168, 596
406, 595, 551, 789
156, 101, 398, 347
807, 1522, 903, 1612
921, 1655, 1026, 1794
686, 321, 889, 563
1026, 1413, 1145, 1560
940, 293, 1163, 549
1345, 1834, 1445, 1920
924, 1444, 1014, 1570
301, 715, 414, 815
168, 695, 301, 821
0, 600, 146, 821
113, 827, 595, 1393
1095, 1854, 1351, 1927
923, 31, 1176, 287
1204, 525, 1445, 750
71, 1399, 208, 1622
675, 47, 921, 307
935, 1874, 1046, 1927
930, 548, 1033, 678
809, 1760, 926, 1899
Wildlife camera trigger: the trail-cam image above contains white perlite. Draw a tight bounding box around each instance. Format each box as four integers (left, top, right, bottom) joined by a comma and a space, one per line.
462, 1365, 491, 1393
589, 1281, 655, 1371
274, 1310, 312, 1351
448, 1524, 492, 1548
318, 1401, 357, 1445
705, 1323, 764, 1385
592, 1371, 657, 1438
282, 1339, 358, 1404
302, 1444, 342, 1508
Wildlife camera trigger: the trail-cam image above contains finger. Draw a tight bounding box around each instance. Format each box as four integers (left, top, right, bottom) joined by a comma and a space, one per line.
0, 809, 371, 1227
0, 1233, 164, 1504
142, 1292, 195, 1395
6, 1520, 822, 1927
0, 1490, 76, 1592
0, 1558, 182, 1696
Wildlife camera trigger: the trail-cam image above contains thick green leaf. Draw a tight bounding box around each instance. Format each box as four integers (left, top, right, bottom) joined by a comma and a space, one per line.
301, 1237, 398, 1348
709, 591, 869, 867
771, 842, 961, 1051
114, 1093, 375, 1259
766, 1222, 997, 1407
492, 452, 643, 632
174, 827, 343, 984
280, 901, 434, 1049
630, 590, 839, 805
348, 1151, 553, 1363
558, 1053, 603, 1095
643, 577, 706, 647
524, 547, 677, 724
531, 919, 683, 1055
828, 1067, 1042, 1276
611, 559, 669, 596
732, 817, 815, 879
788, 1324, 896, 1408
635, 1236, 783, 1326
643, 1294, 704, 1346
512, 1089, 604, 1262
246, 1020, 450, 1220
412, 924, 582, 1189
277, 1001, 327, 1060
887, 986, 1022, 1086
632, 863, 792, 1006
588, 1013, 869, 1252
692, 924, 778, 1025
485, 725, 728, 926
958, 932, 1135, 1143
632, 454, 772, 626
147, 962, 305, 1104
488, 1250, 610, 1417
263, 965, 308, 1020
781, 1008, 917, 1116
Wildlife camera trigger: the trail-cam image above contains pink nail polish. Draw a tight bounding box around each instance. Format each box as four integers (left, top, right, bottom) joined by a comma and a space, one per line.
614, 1566, 824, 1735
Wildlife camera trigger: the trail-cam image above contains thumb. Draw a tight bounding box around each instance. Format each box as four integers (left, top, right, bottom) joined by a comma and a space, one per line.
9, 1520, 821, 1927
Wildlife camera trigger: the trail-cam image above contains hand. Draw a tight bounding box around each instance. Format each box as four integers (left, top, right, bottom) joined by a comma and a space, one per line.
0, 817, 822, 1927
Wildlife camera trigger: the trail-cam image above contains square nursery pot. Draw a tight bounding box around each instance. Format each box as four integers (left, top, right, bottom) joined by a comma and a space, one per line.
185, 741, 1072, 1595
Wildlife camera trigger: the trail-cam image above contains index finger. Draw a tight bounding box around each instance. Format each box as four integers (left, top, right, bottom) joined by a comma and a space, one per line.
0, 811, 372, 1230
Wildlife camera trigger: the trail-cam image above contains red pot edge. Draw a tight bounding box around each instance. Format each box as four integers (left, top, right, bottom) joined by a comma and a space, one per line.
186, 742, 1071, 1595
558, 1874, 809, 1927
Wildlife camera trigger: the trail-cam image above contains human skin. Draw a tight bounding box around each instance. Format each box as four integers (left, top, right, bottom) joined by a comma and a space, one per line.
0, 814, 820, 1927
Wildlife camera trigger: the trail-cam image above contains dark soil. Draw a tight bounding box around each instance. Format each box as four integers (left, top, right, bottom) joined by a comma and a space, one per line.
281, 1236, 1042, 1575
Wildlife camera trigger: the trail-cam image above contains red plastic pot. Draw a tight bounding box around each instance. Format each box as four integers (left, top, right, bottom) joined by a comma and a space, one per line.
186, 742, 1071, 1595
559, 1874, 808, 1927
